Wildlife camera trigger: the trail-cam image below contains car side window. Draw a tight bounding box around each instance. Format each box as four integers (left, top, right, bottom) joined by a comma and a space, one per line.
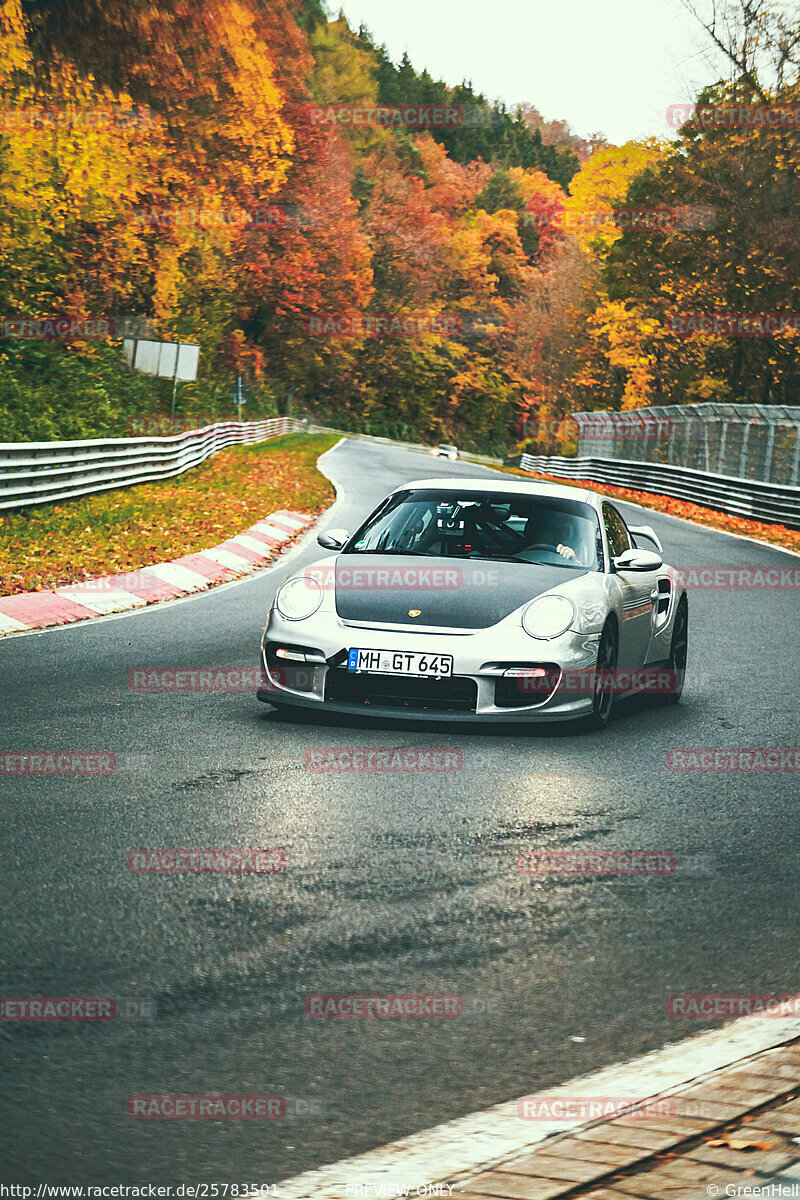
603, 504, 631, 558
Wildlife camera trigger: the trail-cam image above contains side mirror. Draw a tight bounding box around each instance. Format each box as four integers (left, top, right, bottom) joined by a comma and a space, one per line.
629, 524, 663, 554
317, 528, 350, 551
613, 548, 663, 572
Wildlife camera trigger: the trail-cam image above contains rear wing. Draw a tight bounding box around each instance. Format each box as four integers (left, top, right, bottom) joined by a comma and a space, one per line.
629, 524, 663, 555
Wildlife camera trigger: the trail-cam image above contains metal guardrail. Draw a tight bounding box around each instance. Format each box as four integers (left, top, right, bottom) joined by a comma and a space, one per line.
0, 417, 304, 510
506, 453, 800, 531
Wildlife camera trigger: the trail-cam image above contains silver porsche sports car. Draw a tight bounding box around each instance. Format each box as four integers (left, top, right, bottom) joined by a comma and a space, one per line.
257, 478, 688, 729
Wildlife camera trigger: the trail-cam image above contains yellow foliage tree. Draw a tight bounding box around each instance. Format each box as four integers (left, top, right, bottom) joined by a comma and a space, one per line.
566, 141, 669, 257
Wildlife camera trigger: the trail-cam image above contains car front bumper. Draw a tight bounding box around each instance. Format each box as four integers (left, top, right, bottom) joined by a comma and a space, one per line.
258, 609, 601, 723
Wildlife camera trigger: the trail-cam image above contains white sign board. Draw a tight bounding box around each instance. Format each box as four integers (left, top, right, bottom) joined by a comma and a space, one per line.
158, 341, 178, 378
175, 342, 199, 382
123, 338, 199, 381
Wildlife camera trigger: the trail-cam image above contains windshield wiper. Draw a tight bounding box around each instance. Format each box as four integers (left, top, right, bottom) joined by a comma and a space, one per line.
463, 553, 583, 566
455, 552, 534, 563
347, 548, 431, 557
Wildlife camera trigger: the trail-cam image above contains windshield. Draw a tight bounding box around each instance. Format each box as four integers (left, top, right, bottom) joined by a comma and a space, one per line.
347, 489, 603, 570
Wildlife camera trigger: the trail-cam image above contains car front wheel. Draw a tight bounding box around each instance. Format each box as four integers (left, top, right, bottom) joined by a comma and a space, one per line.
664, 598, 688, 705
582, 620, 617, 732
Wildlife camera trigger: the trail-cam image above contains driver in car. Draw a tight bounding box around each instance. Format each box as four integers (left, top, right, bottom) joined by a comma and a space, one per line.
522, 510, 582, 563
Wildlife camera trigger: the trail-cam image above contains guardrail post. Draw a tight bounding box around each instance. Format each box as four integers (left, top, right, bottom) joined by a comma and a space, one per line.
763, 421, 777, 484
717, 420, 730, 475
791, 427, 800, 487
739, 422, 751, 479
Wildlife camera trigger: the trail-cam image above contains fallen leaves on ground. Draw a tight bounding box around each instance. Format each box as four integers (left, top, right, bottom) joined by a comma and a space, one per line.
705, 1137, 774, 1151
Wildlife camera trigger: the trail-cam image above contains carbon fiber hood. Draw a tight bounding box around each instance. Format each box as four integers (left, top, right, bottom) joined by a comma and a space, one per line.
333, 555, 587, 629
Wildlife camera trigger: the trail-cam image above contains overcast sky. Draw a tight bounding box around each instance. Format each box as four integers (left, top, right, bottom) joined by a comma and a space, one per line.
334, 0, 730, 145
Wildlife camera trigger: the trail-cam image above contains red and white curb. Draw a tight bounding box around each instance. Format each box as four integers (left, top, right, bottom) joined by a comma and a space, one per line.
268, 1005, 800, 1198
0, 510, 314, 638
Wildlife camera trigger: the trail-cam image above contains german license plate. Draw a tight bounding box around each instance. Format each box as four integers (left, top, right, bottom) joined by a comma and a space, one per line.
347, 649, 454, 677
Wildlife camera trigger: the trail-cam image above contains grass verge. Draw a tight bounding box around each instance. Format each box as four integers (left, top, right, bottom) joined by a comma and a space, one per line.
1, 432, 339, 595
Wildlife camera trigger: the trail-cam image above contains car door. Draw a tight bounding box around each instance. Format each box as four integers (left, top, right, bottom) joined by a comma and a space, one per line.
603, 503, 658, 666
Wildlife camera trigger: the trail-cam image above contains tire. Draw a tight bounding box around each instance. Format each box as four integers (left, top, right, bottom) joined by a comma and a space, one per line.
664, 598, 688, 706
581, 620, 618, 732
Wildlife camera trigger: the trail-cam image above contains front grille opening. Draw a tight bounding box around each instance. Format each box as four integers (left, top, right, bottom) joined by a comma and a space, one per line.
325, 668, 477, 712
494, 665, 561, 708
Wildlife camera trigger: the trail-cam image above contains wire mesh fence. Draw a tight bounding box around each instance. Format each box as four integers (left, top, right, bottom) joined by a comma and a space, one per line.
572, 404, 800, 486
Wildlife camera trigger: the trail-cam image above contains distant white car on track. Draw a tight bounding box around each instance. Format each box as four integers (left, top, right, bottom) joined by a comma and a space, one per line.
258, 477, 688, 730
431, 443, 458, 460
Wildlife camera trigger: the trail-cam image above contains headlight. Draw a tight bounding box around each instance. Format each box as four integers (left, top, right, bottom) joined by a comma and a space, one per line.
276, 576, 323, 621
522, 595, 575, 640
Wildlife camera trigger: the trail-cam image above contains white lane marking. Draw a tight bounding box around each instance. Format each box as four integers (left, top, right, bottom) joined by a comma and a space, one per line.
314, 439, 348, 530
0, 610, 30, 634
269, 1006, 800, 1198
147, 562, 213, 591
53, 588, 147, 615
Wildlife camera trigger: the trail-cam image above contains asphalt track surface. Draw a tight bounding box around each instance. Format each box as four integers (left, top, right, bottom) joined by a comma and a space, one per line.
2, 437, 799, 1184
